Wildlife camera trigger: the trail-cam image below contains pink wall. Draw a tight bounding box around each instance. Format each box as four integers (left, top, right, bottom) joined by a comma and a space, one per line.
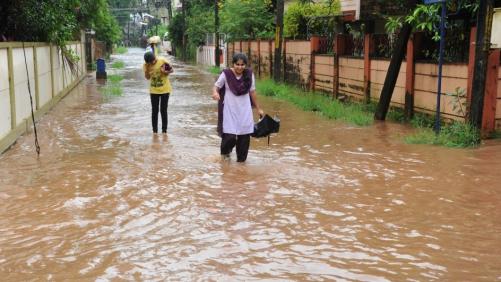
496, 66, 501, 128
414, 63, 468, 120
338, 57, 364, 98
227, 39, 498, 127
313, 55, 334, 93
370, 60, 406, 105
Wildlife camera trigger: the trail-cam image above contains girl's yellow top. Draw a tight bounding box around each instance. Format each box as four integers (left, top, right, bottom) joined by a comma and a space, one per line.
143, 56, 172, 94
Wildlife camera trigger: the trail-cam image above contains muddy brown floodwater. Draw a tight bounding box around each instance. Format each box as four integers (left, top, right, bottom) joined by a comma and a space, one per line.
1, 48, 500, 281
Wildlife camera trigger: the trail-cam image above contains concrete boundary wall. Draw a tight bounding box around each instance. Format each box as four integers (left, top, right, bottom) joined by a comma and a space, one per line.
196, 45, 227, 67
0, 41, 86, 154
228, 36, 501, 133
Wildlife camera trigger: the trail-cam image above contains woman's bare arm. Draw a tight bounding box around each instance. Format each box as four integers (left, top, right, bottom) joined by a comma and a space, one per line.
250, 90, 264, 116
212, 86, 221, 101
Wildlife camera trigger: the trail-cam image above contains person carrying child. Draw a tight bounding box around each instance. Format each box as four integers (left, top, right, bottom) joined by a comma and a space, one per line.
143, 51, 173, 134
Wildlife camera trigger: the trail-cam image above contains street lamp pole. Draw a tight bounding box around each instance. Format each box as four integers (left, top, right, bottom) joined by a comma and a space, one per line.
215, 0, 220, 67
273, 0, 284, 82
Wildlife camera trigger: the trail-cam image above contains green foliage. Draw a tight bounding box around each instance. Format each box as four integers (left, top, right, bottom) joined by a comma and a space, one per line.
167, 0, 275, 59
79, 0, 121, 48
386, 107, 406, 122
405, 121, 480, 148
167, 14, 185, 49
491, 131, 501, 139
220, 0, 275, 40
410, 112, 435, 128
100, 74, 124, 97
186, 5, 215, 46
0, 0, 77, 44
446, 87, 467, 118
107, 74, 124, 84
400, 103, 479, 148
405, 4, 442, 40
257, 79, 373, 126
108, 0, 140, 26
147, 24, 169, 38
403, 0, 479, 42
111, 60, 125, 69
207, 66, 223, 75
284, 0, 340, 38
88, 62, 97, 71
384, 16, 403, 34
101, 85, 123, 96
114, 46, 128, 54
167, 1, 214, 60
256, 75, 480, 147
0, 0, 121, 55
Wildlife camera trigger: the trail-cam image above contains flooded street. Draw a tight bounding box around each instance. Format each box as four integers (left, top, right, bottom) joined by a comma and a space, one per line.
1, 48, 501, 281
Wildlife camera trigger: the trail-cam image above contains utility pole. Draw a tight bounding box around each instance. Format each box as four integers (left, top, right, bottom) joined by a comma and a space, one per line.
273, 0, 284, 82
166, 0, 172, 20
470, 0, 494, 129
215, 0, 220, 67
166, 0, 175, 56
374, 24, 413, 120
127, 20, 130, 46
374, 0, 417, 120
181, 0, 187, 61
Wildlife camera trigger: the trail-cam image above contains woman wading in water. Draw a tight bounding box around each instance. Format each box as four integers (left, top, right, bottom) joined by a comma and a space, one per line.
212, 53, 264, 162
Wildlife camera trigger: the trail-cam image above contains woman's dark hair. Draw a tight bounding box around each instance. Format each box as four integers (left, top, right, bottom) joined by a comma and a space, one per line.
232, 52, 251, 86
232, 52, 248, 65
144, 51, 155, 64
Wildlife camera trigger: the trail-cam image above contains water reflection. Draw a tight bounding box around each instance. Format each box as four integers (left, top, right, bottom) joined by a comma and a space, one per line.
0, 48, 500, 281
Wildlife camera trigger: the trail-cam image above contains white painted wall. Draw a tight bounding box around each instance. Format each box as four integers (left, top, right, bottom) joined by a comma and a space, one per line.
196, 46, 227, 67
37, 46, 53, 107
0, 49, 11, 139
52, 46, 63, 95
13, 47, 36, 128
0, 42, 86, 153
491, 8, 501, 48
339, 0, 360, 20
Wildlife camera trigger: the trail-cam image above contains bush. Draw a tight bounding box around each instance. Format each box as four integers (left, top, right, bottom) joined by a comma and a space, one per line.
256, 79, 372, 126
207, 66, 223, 75
111, 61, 125, 69
115, 47, 127, 54
405, 121, 480, 148
100, 74, 123, 97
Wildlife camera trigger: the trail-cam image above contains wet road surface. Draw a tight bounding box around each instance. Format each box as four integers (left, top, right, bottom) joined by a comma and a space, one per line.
1, 48, 501, 281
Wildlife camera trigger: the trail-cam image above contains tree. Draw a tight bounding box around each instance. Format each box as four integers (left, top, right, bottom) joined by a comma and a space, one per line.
0, 0, 118, 73
375, 0, 480, 121
80, 0, 122, 49
0, 0, 121, 48
220, 0, 274, 40
284, 0, 340, 39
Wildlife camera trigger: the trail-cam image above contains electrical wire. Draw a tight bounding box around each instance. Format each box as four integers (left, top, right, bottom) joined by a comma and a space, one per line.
22, 41, 41, 156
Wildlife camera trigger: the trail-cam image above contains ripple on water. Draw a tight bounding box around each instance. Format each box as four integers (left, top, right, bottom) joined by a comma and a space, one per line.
1, 48, 501, 281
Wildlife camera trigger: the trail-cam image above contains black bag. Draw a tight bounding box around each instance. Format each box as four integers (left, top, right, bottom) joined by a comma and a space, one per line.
251, 114, 280, 139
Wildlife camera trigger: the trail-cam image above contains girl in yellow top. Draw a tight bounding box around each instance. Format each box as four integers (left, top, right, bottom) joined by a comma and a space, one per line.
143, 51, 173, 134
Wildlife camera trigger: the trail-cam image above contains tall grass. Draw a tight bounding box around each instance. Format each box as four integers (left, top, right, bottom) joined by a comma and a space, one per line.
115, 47, 127, 54
405, 121, 480, 148
100, 74, 123, 97
108, 74, 123, 84
256, 78, 481, 147
207, 66, 222, 75
256, 79, 373, 126
111, 60, 125, 69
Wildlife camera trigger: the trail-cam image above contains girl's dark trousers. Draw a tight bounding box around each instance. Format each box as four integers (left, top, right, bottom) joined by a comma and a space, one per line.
150, 93, 170, 133
221, 133, 251, 162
